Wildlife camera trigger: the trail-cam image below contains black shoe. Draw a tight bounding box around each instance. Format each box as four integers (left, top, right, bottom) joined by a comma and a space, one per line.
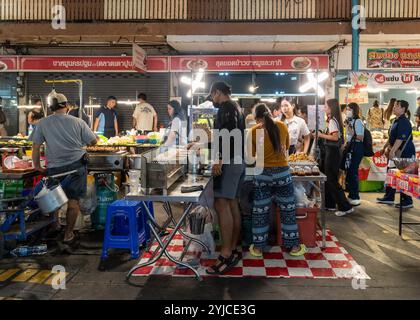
376, 197, 395, 205
395, 203, 414, 209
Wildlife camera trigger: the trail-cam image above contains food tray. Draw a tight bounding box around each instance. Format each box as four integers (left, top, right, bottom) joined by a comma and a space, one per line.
289, 161, 318, 166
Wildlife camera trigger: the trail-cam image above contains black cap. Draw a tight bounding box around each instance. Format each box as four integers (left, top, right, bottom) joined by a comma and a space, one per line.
206, 81, 232, 101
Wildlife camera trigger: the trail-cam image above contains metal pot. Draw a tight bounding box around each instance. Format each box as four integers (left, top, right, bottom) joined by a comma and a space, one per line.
127, 155, 142, 170
35, 184, 69, 214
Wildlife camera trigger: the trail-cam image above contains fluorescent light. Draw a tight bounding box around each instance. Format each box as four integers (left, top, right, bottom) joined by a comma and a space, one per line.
299, 71, 329, 97
406, 89, 420, 94
17, 105, 41, 109
117, 100, 138, 105
360, 88, 389, 93
232, 97, 239, 101
86, 104, 101, 108
261, 98, 276, 103
339, 84, 352, 88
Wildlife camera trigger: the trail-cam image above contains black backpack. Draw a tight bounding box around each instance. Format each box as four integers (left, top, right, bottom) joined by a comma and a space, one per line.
352, 120, 374, 157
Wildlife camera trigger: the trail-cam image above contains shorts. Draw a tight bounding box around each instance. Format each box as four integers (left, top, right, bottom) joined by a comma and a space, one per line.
214, 163, 245, 200
47, 158, 87, 201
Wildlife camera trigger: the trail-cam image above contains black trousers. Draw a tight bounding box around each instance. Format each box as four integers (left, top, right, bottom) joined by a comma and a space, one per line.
322, 146, 352, 211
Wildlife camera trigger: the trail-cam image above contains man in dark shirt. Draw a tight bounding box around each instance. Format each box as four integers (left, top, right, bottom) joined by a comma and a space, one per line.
93, 96, 119, 138
206, 81, 245, 275
68, 102, 91, 127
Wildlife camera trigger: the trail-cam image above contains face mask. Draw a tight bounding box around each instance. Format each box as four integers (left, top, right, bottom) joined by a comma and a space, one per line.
346, 110, 353, 119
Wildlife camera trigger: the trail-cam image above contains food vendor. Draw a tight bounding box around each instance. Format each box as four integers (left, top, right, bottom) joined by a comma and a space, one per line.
278, 97, 311, 154
162, 100, 187, 147
132, 93, 158, 134
27, 98, 44, 135
30, 93, 98, 250
0, 96, 7, 136
366, 100, 385, 130
68, 102, 90, 127
377, 100, 416, 209
93, 96, 119, 138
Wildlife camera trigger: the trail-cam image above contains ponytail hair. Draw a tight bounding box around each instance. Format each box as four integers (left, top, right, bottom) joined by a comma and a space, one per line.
254, 103, 281, 153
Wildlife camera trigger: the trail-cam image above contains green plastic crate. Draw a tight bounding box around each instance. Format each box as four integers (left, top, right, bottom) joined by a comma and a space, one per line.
359, 180, 384, 192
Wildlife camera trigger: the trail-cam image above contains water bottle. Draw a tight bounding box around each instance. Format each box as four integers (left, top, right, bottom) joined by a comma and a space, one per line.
10, 245, 48, 257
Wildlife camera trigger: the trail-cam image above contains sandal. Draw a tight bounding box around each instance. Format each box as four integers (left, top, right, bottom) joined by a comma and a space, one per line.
206, 254, 235, 275
289, 244, 306, 257
231, 249, 242, 266
249, 244, 263, 257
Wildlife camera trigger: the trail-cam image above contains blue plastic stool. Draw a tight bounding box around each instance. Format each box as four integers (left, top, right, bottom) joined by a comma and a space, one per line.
101, 200, 146, 260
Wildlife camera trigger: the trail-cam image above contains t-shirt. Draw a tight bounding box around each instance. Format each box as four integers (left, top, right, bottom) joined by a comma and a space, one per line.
214, 100, 245, 161
30, 113, 97, 168
389, 115, 416, 157
367, 107, 384, 129
251, 120, 289, 168
346, 118, 365, 142
284, 116, 310, 146
95, 106, 117, 138
133, 102, 157, 131
164, 116, 188, 146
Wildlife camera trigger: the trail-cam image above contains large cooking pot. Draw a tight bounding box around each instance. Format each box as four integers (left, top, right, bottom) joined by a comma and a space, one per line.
127, 155, 142, 170
35, 184, 69, 214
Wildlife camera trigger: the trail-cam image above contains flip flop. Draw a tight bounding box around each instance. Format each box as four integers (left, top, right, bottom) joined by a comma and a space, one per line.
289, 244, 306, 257
249, 244, 263, 258
206, 254, 235, 275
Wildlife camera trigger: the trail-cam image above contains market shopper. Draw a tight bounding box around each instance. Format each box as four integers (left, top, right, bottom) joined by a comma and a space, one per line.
366, 100, 385, 130
163, 100, 187, 147
27, 98, 44, 135
314, 99, 354, 217
271, 102, 283, 119
249, 103, 306, 257
279, 97, 311, 154
93, 96, 119, 138
0, 97, 7, 136
132, 93, 158, 133
68, 102, 90, 127
377, 100, 416, 209
343, 103, 365, 206
206, 81, 245, 275
384, 98, 397, 130
415, 97, 420, 130
30, 93, 98, 249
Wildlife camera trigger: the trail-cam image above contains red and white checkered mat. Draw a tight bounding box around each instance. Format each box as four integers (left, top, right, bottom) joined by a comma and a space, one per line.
132, 230, 370, 279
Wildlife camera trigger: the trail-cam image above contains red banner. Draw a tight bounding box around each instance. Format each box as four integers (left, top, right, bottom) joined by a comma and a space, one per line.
0, 56, 19, 72
170, 55, 329, 72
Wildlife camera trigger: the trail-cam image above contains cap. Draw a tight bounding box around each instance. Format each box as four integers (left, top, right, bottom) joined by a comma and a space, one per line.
55, 93, 68, 105
205, 81, 232, 101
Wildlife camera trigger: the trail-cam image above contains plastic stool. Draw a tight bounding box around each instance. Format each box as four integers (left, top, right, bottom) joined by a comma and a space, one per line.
101, 200, 146, 260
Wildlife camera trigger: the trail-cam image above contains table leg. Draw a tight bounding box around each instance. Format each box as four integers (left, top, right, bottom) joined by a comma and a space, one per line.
127, 202, 202, 280
321, 181, 327, 248
164, 201, 211, 254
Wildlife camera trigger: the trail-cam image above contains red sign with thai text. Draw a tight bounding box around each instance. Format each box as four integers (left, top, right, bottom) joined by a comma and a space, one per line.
372, 151, 388, 168
0, 56, 19, 72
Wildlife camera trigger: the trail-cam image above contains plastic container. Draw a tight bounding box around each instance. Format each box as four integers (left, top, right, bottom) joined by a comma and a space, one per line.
276, 207, 319, 248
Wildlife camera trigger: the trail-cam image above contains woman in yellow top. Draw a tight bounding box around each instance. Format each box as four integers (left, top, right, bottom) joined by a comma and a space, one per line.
249, 104, 306, 257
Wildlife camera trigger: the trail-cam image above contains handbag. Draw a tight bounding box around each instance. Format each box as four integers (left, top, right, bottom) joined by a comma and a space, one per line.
394, 133, 412, 159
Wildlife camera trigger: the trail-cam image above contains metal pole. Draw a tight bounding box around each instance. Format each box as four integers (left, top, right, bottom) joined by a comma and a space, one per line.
352, 0, 360, 71
79, 80, 83, 119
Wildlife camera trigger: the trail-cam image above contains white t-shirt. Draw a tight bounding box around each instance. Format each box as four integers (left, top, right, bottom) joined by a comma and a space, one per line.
133, 102, 157, 131
328, 118, 339, 134
165, 117, 188, 146
284, 116, 310, 146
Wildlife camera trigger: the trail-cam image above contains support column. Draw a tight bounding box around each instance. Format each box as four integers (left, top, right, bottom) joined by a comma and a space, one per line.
351, 0, 360, 71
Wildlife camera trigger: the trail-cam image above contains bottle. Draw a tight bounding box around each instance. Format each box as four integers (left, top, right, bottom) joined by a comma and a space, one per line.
11, 245, 47, 257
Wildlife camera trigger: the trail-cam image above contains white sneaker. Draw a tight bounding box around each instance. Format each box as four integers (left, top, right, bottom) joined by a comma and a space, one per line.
348, 199, 361, 206
335, 208, 354, 217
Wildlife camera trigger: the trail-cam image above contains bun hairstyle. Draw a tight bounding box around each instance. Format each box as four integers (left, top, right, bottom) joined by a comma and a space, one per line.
254, 103, 281, 153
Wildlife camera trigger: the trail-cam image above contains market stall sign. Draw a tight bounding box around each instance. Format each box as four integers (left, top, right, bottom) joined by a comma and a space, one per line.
339, 87, 369, 105
169, 55, 329, 72
18, 56, 170, 73
372, 151, 388, 168
368, 48, 420, 69
0, 56, 19, 72
350, 72, 420, 89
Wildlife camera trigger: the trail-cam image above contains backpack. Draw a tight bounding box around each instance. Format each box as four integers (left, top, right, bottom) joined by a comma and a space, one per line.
352, 120, 374, 157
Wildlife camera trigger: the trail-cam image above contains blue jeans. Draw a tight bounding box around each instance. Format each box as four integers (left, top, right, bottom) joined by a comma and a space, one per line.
346, 142, 364, 200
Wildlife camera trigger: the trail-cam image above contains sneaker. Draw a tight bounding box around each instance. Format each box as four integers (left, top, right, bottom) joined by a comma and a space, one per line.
395, 203, 414, 209
348, 198, 361, 206
326, 207, 337, 212
376, 197, 395, 205
335, 208, 355, 217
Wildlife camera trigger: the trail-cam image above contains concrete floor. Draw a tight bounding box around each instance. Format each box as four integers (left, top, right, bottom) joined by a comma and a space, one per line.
1, 192, 420, 300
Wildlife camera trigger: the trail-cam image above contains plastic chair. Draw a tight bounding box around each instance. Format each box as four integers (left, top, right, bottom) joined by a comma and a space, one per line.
101, 200, 148, 260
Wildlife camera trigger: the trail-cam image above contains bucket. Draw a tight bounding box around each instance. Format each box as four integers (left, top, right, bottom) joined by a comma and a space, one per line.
188, 212, 206, 235
35, 184, 69, 214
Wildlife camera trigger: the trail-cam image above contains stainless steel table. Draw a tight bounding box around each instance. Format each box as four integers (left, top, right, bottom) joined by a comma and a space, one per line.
292, 174, 328, 248
125, 175, 213, 281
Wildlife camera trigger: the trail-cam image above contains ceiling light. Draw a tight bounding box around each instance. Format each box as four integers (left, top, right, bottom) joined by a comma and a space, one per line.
299, 70, 329, 97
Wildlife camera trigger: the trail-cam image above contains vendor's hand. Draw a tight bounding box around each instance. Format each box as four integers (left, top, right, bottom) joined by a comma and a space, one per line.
389, 150, 396, 160
212, 162, 222, 177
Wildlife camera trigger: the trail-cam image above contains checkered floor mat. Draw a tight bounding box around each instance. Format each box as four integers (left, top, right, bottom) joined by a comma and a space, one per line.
132, 230, 370, 279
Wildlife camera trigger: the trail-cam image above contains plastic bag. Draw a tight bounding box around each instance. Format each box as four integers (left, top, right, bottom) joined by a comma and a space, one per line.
184, 223, 216, 255
294, 182, 313, 208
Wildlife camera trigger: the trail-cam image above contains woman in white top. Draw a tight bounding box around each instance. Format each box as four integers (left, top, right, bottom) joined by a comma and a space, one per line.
163, 100, 188, 147
279, 97, 311, 154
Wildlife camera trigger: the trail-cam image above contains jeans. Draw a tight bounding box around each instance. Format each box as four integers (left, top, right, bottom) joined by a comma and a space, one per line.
322, 146, 352, 211
346, 141, 364, 200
